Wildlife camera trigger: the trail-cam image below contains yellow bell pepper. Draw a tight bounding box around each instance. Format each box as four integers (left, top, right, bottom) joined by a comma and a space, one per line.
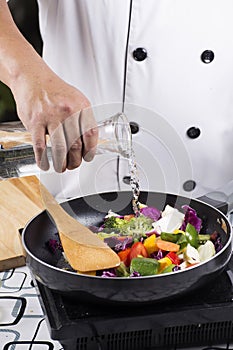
158, 256, 172, 273
143, 234, 158, 255
173, 229, 185, 234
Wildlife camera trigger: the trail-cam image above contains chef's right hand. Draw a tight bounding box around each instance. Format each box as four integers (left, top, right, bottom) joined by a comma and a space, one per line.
0, 0, 99, 173
11, 66, 99, 173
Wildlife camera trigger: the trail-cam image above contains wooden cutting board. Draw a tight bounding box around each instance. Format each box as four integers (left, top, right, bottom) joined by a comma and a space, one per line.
0, 175, 45, 271
0, 129, 33, 149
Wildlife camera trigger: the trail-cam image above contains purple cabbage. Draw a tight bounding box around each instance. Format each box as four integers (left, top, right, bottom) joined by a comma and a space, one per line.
214, 236, 223, 253
101, 269, 117, 278
150, 249, 165, 260
140, 206, 161, 221
88, 225, 103, 233
130, 271, 141, 277
211, 231, 223, 253
172, 265, 181, 272
46, 239, 63, 254
180, 205, 202, 232
114, 237, 133, 252
103, 236, 120, 249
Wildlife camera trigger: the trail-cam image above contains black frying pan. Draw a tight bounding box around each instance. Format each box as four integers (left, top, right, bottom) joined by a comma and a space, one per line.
22, 191, 232, 304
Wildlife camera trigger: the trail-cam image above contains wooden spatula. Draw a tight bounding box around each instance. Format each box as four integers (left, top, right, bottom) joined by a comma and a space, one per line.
39, 183, 120, 272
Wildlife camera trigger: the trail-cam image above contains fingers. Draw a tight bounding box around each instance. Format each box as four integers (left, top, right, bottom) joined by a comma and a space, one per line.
31, 126, 50, 171
31, 107, 98, 173
63, 112, 83, 170
47, 122, 67, 173
79, 108, 99, 162
31, 122, 67, 173
63, 108, 99, 170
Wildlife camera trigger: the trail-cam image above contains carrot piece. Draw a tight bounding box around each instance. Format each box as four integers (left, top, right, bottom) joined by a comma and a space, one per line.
157, 238, 180, 252
124, 214, 135, 221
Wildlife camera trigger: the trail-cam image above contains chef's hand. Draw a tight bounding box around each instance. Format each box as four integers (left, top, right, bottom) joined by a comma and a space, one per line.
12, 69, 98, 173
0, 1, 98, 173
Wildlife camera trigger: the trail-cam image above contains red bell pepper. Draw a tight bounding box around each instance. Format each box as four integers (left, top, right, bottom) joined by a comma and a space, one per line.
118, 248, 131, 267
166, 251, 181, 265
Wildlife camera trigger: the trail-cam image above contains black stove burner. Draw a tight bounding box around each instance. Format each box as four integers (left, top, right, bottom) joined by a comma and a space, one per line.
37, 256, 233, 350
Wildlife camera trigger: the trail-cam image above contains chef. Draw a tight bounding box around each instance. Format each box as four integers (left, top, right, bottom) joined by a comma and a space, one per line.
1, 0, 233, 211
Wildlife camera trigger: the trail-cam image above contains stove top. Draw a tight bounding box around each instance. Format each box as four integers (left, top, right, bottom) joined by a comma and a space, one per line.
36, 255, 233, 350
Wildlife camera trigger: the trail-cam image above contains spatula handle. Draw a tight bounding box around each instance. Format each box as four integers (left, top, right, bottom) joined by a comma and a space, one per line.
39, 182, 71, 228
38, 182, 121, 271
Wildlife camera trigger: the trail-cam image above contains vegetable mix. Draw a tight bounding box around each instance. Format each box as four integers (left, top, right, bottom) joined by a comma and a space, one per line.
94, 203, 223, 277
47, 202, 223, 277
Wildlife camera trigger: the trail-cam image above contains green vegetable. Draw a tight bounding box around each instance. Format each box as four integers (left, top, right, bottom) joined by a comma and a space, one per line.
175, 224, 200, 250
198, 234, 211, 244
97, 232, 119, 239
185, 223, 199, 248
120, 215, 153, 239
104, 214, 153, 239
176, 233, 188, 250
130, 257, 160, 276
161, 264, 176, 274
160, 232, 181, 243
104, 216, 127, 232
116, 262, 130, 277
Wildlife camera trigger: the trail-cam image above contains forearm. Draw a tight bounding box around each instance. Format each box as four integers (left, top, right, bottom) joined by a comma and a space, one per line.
0, 1, 46, 92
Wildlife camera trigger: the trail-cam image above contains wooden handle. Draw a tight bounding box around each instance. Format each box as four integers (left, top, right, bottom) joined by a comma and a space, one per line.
39, 182, 68, 226
39, 182, 121, 271
39, 182, 108, 246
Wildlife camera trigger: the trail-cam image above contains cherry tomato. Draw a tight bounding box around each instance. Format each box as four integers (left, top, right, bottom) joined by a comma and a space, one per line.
129, 242, 149, 263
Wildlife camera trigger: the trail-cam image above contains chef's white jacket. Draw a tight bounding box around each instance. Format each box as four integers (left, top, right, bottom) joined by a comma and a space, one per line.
34, 0, 233, 209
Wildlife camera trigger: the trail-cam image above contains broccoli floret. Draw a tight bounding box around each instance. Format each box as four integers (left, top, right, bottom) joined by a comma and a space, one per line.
103, 216, 126, 233
121, 215, 153, 239
104, 216, 125, 228
103, 214, 154, 239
